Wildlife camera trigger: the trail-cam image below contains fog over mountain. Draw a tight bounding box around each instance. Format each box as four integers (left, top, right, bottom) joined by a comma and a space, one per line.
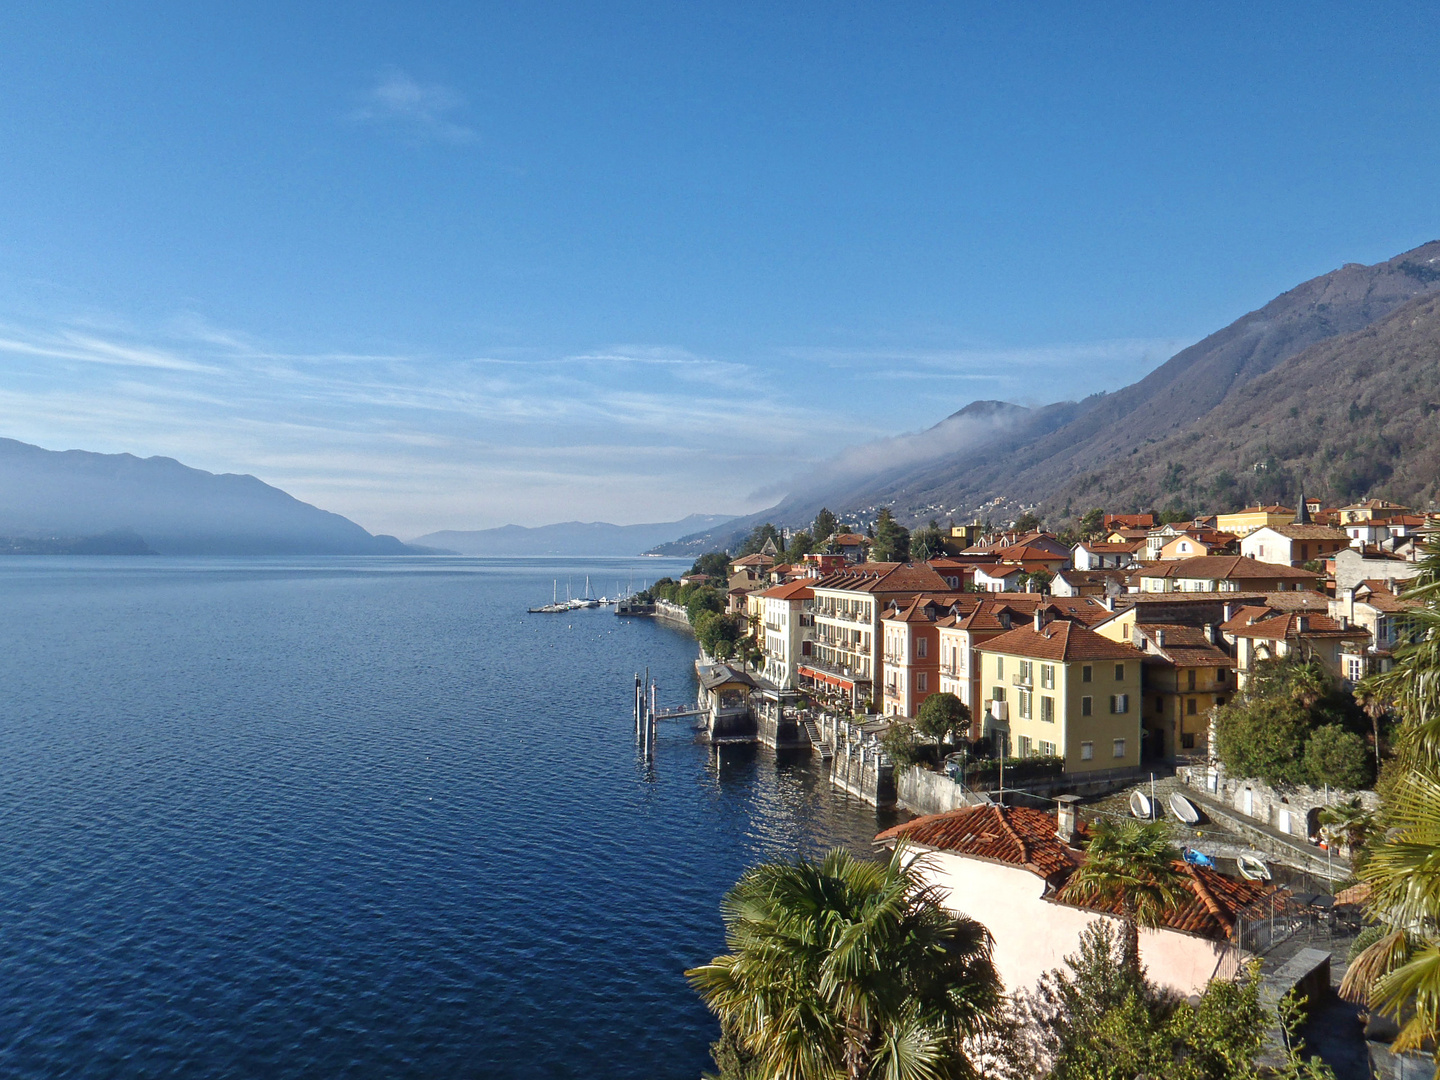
411, 515, 735, 557
653, 239, 1440, 554
0, 438, 416, 555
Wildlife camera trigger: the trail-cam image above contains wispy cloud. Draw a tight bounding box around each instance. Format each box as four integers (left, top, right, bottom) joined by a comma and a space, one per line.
348, 68, 475, 144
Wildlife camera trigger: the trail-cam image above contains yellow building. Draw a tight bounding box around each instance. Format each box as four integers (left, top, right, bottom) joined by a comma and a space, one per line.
1215, 505, 1295, 536
975, 611, 1143, 773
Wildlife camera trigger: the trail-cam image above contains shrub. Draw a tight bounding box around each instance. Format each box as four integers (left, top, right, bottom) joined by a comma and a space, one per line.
880, 721, 923, 767
1303, 724, 1374, 790
1214, 696, 1310, 785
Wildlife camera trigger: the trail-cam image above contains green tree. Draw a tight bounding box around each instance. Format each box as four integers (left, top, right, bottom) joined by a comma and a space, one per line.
1020, 921, 1330, 1080
813, 508, 838, 544
915, 692, 970, 760
784, 530, 814, 563
690, 551, 732, 579
911, 519, 947, 561
1079, 507, 1105, 540
1303, 724, 1374, 789
1058, 819, 1188, 980
1022, 570, 1053, 593
1013, 511, 1042, 533
879, 720, 923, 767
1214, 696, 1312, 786
687, 845, 1003, 1080
737, 523, 781, 557
871, 508, 910, 563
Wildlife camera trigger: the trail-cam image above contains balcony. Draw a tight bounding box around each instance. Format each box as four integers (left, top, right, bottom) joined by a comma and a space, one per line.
1011, 673, 1033, 688
940, 665, 964, 678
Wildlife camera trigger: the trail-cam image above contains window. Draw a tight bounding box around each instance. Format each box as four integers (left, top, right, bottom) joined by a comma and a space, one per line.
1216, 696, 1227, 708
1187, 698, 1198, 715
1081, 696, 1092, 717
917, 672, 927, 693
1041, 696, 1054, 723
1182, 733, 1196, 749
1019, 690, 1033, 719
1113, 738, 1126, 759
1018, 736, 1032, 757
1039, 740, 1055, 757
1082, 665, 1092, 683
1114, 663, 1125, 681
917, 638, 927, 658
992, 686, 1005, 703
1110, 694, 1129, 714
1019, 659, 1032, 682
996, 656, 1004, 678
1187, 669, 1196, 691
1081, 741, 1094, 760
1041, 663, 1055, 689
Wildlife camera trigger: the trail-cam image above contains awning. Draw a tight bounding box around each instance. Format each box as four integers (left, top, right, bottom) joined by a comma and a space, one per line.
798, 665, 856, 690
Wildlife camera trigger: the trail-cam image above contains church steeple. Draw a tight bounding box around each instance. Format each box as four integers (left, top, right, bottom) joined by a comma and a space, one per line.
1293, 492, 1311, 525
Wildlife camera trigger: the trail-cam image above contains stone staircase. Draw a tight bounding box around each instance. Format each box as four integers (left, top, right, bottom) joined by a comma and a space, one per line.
800, 717, 832, 760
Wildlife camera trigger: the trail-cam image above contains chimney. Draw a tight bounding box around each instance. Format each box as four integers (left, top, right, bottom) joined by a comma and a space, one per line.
1155, 628, 1167, 648
1223, 602, 1235, 622
1340, 614, 1349, 630
1033, 607, 1044, 631
1206, 622, 1220, 645
1103, 595, 1115, 611
1296, 614, 1310, 633
1346, 587, 1356, 623
1056, 795, 1082, 846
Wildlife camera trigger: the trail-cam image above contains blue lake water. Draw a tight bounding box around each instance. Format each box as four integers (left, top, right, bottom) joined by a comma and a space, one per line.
0, 557, 894, 1078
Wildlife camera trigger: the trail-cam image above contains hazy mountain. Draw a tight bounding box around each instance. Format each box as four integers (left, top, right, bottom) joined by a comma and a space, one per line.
0, 438, 416, 555
655, 239, 1440, 551
411, 514, 737, 556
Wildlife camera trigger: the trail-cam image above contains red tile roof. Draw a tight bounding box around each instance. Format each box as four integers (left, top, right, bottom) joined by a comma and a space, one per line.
812, 562, 952, 594
876, 805, 1084, 883
980, 618, 1142, 661
758, 580, 814, 601
1142, 555, 1321, 582
879, 805, 1279, 941
1223, 608, 1367, 640
1058, 862, 1277, 941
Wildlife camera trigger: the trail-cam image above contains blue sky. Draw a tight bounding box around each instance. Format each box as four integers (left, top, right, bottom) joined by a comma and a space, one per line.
0, 4, 1437, 536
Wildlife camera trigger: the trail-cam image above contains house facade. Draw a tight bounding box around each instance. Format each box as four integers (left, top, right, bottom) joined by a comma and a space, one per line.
975, 612, 1143, 771
1220, 606, 1371, 689
1240, 524, 1351, 567
1137, 555, 1321, 593
880, 597, 945, 718
877, 804, 1269, 998
1215, 505, 1295, 536
797, 562, 951, 711
757, 580, 815, 689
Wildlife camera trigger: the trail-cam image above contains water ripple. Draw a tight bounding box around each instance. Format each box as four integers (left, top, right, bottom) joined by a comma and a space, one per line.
0, 557, 895, 1078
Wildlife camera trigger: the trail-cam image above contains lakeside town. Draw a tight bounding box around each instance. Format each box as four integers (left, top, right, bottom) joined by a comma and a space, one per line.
623, 498, 1436, 1078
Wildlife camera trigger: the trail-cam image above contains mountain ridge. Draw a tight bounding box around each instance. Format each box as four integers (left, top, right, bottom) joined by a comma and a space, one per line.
412, 514, 736, 556
0, 438, 419, 555
652, 239, 1440, 552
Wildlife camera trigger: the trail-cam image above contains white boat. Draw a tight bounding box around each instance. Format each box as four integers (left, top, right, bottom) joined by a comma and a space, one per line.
1130, 789, 1155, 820
1237, 855, 1271, 881
1169, 792, 1201, 825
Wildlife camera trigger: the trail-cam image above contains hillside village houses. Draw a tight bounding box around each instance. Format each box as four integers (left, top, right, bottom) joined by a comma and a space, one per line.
710, 497, 1429, 774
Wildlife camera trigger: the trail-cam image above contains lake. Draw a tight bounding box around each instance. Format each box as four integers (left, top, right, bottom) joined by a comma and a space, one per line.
0, 556, 893, 1078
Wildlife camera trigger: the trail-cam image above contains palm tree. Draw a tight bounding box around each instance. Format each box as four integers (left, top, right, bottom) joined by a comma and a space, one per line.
1058, 819, 1189, 980
1317, 797, 1375, 858
686, 844, 1002, 1080
1341, 529, 1440, 1055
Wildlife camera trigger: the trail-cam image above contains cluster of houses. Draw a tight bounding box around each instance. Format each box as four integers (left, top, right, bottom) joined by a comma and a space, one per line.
705, 499, 1425, 772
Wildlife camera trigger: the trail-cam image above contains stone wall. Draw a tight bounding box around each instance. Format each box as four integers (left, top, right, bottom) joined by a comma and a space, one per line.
755, 707, 810, 750
897, 766, 985, 816
831, 742, 896, 807
1179, 763, 1379, 843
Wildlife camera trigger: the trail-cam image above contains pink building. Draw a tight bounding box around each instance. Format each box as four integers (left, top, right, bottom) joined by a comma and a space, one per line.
877, 803, 1276, 998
